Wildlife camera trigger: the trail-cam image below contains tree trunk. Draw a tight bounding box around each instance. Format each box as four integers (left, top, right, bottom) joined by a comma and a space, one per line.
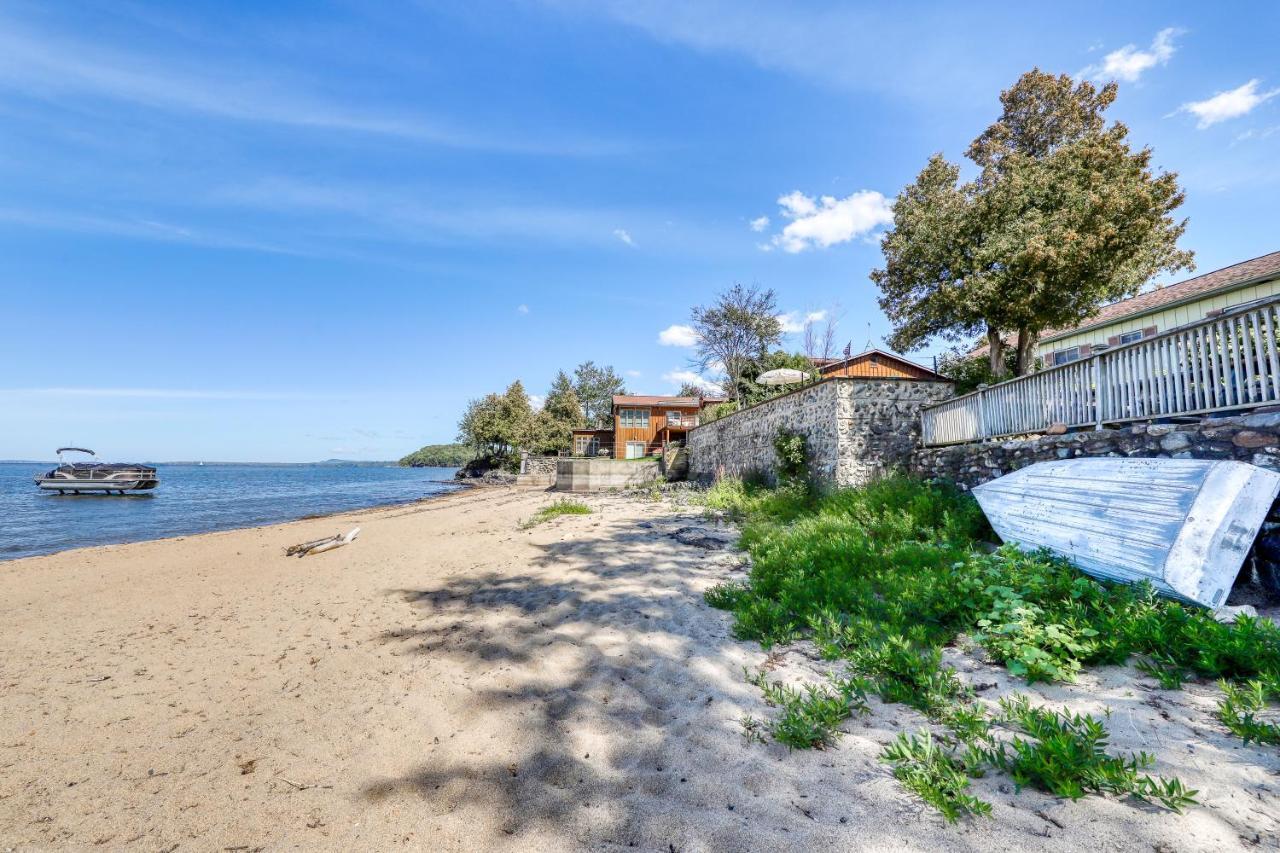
1014, 328, 1036, 376
987, 326, 1007, 379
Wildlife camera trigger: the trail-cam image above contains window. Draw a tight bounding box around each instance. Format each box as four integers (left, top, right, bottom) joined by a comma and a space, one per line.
574, 435, 600, 456
1118, 330, 1144, 344
1052, 347, 1081, 366
619, 408, 650, 428
666, 411, 682, 427
625, 441, 646, 459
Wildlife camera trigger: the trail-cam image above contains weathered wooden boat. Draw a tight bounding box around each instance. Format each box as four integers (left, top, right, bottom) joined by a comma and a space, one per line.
972, 458, 1280, 609
34, 447, 159, 494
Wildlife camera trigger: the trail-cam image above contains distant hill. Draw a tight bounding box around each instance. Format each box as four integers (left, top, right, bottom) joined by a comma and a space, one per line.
399, 443, 473, 468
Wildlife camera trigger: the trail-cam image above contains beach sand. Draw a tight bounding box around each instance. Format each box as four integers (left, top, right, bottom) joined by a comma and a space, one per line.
1, 486, 1277, 850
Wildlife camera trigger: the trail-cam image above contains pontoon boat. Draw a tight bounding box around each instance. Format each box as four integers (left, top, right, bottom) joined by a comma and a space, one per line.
34, 448, 159, 494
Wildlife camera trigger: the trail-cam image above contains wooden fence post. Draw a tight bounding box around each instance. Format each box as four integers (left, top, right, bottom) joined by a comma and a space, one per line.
1092, 354, 1104, 431
976, 384, 989, 439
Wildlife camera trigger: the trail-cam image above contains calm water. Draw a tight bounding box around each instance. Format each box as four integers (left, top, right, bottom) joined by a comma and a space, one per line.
0, 462, 463, 561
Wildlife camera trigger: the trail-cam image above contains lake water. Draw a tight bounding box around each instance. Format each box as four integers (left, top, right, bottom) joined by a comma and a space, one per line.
0, 462, 463, 561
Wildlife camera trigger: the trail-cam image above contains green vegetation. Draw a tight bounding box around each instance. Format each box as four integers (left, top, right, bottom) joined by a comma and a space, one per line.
874, 70, 1192, 378
398, 443, 473, 468
702, 474, 1280, 820
519, 498, 592, 529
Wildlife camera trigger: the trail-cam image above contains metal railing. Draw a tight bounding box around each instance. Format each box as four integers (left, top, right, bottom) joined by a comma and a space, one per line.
921, 295, 1280, 446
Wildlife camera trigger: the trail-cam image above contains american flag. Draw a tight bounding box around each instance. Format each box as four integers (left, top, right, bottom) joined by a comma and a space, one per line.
843, 341, 852, 359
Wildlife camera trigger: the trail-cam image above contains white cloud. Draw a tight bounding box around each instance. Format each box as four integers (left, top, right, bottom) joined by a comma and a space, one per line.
1178, 79, 1280, 129
767, 190, 893, 253
776, 312, 805, 334
529, 394, 545, 410
749, 215, 769, 232
805, 310, 828, 323
1082, 27, 1180, 82
658, 324, 699, 347
626, 369, 642, 378
662, 370, 723, 395
613, 228, 635, 246
517, 304, 530, 314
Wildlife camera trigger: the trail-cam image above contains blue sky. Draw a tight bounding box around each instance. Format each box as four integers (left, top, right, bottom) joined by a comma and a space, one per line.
2, 1, 1278, 461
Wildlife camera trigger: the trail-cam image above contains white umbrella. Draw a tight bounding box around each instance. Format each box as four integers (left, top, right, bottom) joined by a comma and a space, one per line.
756, 368, 809, 386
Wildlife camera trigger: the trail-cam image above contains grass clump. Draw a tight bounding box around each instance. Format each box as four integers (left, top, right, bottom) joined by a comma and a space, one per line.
746, 669, 870, 749
882, 731, 992, 822
519, 498, 592, 529
701, 473, 1277, 820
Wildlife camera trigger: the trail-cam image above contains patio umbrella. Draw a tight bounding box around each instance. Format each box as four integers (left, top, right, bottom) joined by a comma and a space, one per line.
756, 368, 809, 386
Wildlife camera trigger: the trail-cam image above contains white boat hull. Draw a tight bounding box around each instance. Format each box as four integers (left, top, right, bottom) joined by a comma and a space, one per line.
972, 458, 1280, 609
36, 476, 158, 492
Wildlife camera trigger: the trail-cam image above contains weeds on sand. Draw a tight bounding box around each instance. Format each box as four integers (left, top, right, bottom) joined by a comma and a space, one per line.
519, 499, 592, 529
746, 668, 870, 749
1218, 673, 1280, 744
699, 474, 1271, 819
881, 731, 992, 822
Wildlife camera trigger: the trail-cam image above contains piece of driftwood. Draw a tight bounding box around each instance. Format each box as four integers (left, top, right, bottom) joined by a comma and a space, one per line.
973, 458, 1280, 609
285, 527, 361, 557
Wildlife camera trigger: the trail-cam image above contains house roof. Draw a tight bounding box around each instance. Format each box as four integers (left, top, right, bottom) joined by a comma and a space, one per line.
612, 395, 702, 407
971, 250, 1280, 355
1039, 250, 1280, 344
816, 348, 947, 380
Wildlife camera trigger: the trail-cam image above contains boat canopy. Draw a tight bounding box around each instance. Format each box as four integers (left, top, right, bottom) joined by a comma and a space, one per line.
56, 447, 95, 455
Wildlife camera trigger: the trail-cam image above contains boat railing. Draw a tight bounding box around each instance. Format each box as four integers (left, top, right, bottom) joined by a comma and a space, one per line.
921, 294, 1280, 446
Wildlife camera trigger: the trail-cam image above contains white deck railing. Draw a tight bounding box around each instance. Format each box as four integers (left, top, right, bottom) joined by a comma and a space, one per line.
921, 296, 1280, 446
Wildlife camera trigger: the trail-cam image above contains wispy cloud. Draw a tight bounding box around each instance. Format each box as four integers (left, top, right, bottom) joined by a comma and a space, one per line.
749, 215, 769, 232
1178, 79, 1280, 128
517, 304, 530, 314
663, 370, 722, 394
626, 369, 642, 378
0, 207, 302, 256
1081, 27, 1181, 82
0, 15, 627, 157
613, 228, 636, 246
766, 190, 892, 253
658, 324, 699, 346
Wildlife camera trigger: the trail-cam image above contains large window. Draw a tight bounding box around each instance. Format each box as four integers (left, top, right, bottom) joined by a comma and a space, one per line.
1052, 347, 1081, 366
1118, 330, 1144, 344
666, 410, 682, 426
619, 408, 650, 428
625, 441, 647, 459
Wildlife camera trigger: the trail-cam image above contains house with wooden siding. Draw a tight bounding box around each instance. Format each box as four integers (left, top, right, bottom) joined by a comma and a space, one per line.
813, 348, 945, 381
994, 251, 1280, 367
572, 395, 726, 459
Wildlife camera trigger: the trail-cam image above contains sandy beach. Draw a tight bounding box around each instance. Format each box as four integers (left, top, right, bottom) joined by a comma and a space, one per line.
2, 485, 1278, 851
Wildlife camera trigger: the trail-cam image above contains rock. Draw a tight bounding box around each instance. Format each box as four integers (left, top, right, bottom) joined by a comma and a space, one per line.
1045, 422, 1067, 435
1233, 430, 1277, 448
1241, 412, 1280, 430
1159, 432, 1192, 452
1214, 604, 1258, 624
1146, 425, 1175, 437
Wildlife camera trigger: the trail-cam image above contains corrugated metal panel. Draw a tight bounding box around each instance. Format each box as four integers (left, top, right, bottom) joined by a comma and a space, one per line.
973, 459, 1280, 608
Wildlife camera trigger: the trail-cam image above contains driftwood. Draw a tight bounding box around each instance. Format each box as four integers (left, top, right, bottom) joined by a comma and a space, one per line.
284, 527, 361, 557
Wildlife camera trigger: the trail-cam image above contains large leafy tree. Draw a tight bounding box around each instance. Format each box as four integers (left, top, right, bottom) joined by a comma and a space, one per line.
456, 381, 534, 466
690, 283, 783, 403
526, 371, 586, 454
873, 69, 1194, 378
572, 361, 627, 427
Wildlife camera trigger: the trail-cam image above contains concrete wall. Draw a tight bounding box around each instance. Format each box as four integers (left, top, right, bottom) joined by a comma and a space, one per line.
554, 458, 662, 493
910, 409, 1280, 489
686, 377, 953, 488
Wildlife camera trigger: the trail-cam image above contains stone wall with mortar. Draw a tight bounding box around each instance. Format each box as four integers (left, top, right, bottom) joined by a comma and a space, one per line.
687, 377, 954, 488
910, 409, 1280, 490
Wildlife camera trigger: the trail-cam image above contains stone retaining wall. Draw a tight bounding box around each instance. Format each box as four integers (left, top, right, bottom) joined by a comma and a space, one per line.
910, 410, 1280, 489
687, 377, 953, 488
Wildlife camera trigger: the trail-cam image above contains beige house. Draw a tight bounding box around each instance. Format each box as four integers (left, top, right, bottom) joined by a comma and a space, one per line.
1037, 251, 1280, 366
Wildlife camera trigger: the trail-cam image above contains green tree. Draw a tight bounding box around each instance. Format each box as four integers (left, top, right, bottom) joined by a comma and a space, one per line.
874, 69, 1193, 377
457, 393, 507, 459
690, 283, 783, 403
399, 443, 474, 468
572, 361, 627, 428
526, 371, 586, 454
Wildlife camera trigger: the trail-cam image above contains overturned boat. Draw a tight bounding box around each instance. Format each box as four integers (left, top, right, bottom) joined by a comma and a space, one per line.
972, 458, 1280, 609
34, 447, 159, 494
